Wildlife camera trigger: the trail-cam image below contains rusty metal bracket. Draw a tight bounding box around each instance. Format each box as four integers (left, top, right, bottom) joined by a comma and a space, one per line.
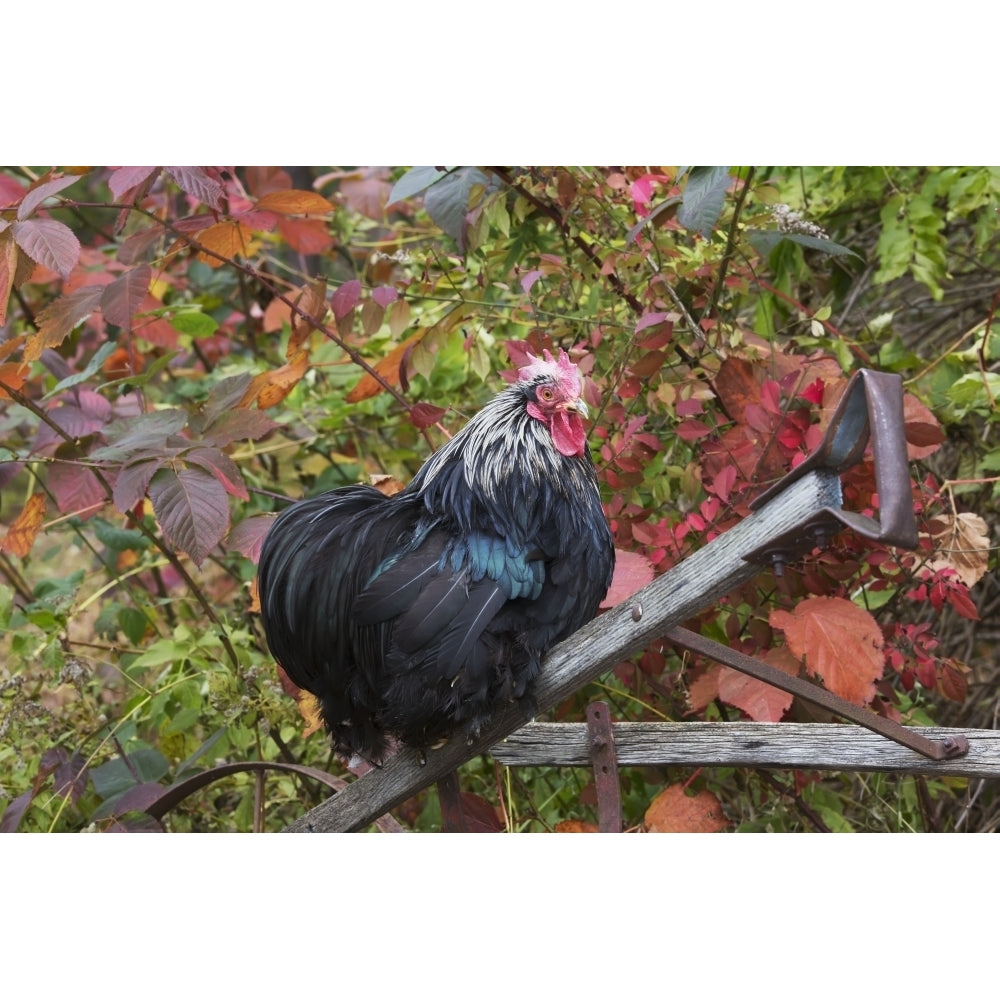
587, 702, 623, 832
744, 369, 918, 572
667, 626, 969, 761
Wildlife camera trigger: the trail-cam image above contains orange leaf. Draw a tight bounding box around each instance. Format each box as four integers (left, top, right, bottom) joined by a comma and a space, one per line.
645, 785, 729, 832
289, 279, 328, 355
903, 392, 944, 460
0, 360, 28, 399
240, 350, 310, 409
369, 474, 405, 497
276, 216, 334, 254
554, 820, 599, 833
1, 493, 47, 557
255, 189, 334, 216
195, 221, 258, 266
345, 331, 424, 403
771, 596, 884, 705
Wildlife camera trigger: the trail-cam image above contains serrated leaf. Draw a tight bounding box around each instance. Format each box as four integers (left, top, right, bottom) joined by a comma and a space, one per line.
108, 166, 160, 201
26, 285, 105, 361
200, 408, 277, 447
11, 218, 81, 278
148, 467, 230, 566
17, 174, 80, 220
90, 409, 188, 461
923, 512, 991, 589
771, 596, 884, 705
677, 166, 731, 238
225, 515, 273, 562
111, 458, 162, 512
163, 166, 224, 210
183, 447, 248, 500
118, 224, 166, 265
600, 548, 653, 608
100, 265, 152, 330
48, 460, 105, 515
255, 189, 334, 216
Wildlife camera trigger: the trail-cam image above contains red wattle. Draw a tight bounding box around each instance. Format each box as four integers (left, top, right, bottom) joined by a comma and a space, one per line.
551, 411, 586, 457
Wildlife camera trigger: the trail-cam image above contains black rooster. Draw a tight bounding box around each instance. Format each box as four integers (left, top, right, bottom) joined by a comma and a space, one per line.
257, 349, 614, 763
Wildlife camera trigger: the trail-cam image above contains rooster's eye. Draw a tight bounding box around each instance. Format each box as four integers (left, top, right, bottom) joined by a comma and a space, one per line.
538, 387, 555, 402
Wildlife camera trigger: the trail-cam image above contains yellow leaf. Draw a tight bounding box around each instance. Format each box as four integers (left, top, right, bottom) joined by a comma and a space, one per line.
255, 189, 335, 216
1, 493, 47, 557
298, 691, 324, 738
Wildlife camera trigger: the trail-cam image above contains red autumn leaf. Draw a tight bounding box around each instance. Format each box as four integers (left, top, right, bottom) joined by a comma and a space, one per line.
903, 393, 944, 462
339, 169, 392, 220
17, 174, 80, 221
1, 493, 47, 557
226, 514, 275, 563
11, 217, 81, 278
718, 645, 801, 722
600, 547, 654, 608
100, 265, 152, 330
771, 596, 884, 705
675, 417, 714, 442
714, 355, 760, 423
276, 216, 334, 254
148, 467, 230, 567
645, 785, 729, 833
409, 402, 448, 429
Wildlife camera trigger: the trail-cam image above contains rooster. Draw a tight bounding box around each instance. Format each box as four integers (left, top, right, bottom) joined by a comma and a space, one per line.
257, 348, 614, 763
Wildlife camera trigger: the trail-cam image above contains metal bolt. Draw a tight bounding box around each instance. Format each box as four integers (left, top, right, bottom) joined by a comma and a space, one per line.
631, 604, 643, 622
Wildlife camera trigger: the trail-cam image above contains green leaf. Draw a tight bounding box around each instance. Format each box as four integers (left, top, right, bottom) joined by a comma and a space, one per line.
43, 340, 118, 399
746, 230, 860, 259
170, 310, 219, 338
90, 746, 170, 800
678, 166, 731, 237
387, 166, 453, 206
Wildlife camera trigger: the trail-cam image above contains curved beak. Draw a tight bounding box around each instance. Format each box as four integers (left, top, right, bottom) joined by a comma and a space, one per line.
562, 398, 589, 419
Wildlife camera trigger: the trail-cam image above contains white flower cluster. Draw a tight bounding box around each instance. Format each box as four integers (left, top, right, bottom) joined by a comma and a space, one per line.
772, 203, 828, 239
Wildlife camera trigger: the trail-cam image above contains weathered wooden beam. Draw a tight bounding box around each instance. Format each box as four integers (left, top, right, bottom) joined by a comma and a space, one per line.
491, 722, 1000, 779
283, 468, 845, 832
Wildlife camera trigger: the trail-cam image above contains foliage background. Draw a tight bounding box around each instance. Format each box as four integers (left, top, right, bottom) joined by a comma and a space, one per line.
1, 164, 996, 833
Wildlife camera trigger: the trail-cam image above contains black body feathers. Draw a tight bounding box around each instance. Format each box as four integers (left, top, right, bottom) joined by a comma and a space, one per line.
257, 351, 615, 762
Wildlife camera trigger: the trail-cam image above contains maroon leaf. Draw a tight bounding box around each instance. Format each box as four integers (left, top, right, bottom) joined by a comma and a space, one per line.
17, 174, 80, 221
201, 409, 277, 447
331, 279, 362, 320
0, 789, 34, 833
48, 461, 106, 516
101, 265, 152, 330
409, 402, 447, 429
52, 750, 89, 804
372, 285, 398, 307
11, 218, 81, 278
164, 166, 225, 210
183, 447, 249, 500
148, 467, 230, 566
226, 514, 274, 562
29, 285, 105, 359
106, 781, 168, 818
118, 225, 166, 265
108, 166, 160, 201
112, 458, 162, 513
